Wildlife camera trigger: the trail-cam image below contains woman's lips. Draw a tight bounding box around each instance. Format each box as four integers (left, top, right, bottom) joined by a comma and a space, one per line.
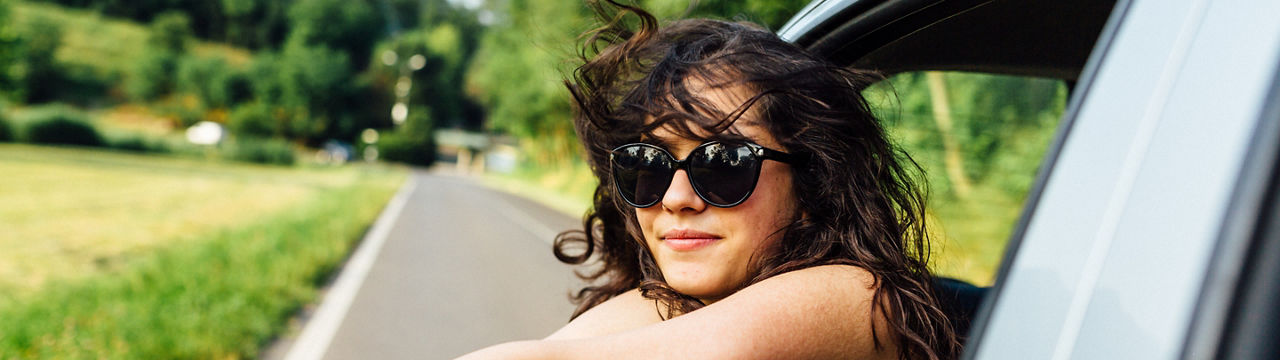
660, 229, 722, 251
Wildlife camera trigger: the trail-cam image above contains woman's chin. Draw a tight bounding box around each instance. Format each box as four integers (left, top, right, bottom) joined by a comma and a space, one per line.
663, 269, 733, 302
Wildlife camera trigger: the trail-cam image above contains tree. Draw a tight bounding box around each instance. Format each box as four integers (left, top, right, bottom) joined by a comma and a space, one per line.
379, 105, 436, 166
653, 0, 811, 29
0, 0, 25, 100
176, 55, 246, 109
126, 11, 193, 101
286, 0, 380, 70
926, 71, 973, 198
17, 14, 63, 103
870, 71, 1067, 198
236, 38, 354, 143
466, 0, 590, 165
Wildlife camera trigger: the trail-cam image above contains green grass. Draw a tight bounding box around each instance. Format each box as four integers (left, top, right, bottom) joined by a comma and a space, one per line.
480, 160, 596, 219
0, 144, 405, 359
0, 144, 332, 293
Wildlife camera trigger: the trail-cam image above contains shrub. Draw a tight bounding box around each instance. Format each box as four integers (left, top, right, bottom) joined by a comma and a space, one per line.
225, 137, 295, 166
0, 102, 11, 142
17, 14, 64, 104
0, 116, 12, 142
156, 95, 206, 128
127, 51, 179, 101
177, 56, 246, 109
228, 102, 277, 138
107, 134, 170, 153
126, 12, 193, 101
378, 106, 435, 166
147, 12, 192, 54
378, 131, 435, 166
24, 108, 104, 147
0, 0, 21, 100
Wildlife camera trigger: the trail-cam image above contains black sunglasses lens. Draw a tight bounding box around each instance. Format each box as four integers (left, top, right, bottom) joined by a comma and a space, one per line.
612, 145, 673, 207
689, 143, 760, 206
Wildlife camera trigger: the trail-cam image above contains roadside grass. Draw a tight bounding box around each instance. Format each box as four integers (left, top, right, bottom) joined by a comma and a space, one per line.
0, 144, 405, 358
480, 160, 595, 219
0, 144, 337, 294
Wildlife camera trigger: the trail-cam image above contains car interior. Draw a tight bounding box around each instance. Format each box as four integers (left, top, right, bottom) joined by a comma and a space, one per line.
786, 0, 1119, 340
792, 0, 1116, 83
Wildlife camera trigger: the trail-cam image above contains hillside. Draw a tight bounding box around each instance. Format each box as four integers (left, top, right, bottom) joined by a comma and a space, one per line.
9, 0, 253, 80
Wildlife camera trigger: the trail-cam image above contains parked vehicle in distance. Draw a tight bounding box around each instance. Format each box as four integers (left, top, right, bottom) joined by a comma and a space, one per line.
779, 0, 1280, 359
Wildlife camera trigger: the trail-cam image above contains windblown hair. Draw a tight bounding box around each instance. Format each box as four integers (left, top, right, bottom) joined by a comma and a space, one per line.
554, 1, 960, 359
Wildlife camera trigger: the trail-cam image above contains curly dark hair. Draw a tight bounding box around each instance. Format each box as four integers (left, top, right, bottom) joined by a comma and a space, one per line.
553, 1, 961, 359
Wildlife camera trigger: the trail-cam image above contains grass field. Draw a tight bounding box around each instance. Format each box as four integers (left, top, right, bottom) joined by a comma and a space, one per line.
0, 144, 405, 358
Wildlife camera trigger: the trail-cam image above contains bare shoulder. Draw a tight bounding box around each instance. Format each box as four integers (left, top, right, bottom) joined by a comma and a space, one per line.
544, 288, 666, 340
757, 264, 877, 291
721, 264, 881, 327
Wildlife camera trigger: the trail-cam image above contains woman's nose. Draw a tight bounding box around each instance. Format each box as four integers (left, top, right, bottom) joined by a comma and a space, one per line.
660, 169, 707, 212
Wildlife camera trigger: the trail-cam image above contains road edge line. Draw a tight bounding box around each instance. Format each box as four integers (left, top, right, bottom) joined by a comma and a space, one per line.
283, 174, 419, 360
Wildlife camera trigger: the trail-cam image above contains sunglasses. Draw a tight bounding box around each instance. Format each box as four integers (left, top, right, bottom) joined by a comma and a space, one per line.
609, 141, 797, 208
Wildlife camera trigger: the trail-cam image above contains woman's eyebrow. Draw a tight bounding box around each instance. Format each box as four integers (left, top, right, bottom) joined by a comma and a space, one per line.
706, 130, 749, 144
641, 137, 673, 149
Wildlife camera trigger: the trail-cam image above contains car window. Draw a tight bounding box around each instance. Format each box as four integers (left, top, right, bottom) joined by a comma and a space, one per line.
863, 71, 1069, 285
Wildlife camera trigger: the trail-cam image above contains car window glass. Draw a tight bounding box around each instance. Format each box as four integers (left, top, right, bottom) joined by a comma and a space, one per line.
863, 71, 1068, 285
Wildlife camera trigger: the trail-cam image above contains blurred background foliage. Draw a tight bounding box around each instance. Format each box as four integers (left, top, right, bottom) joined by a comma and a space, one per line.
0, 0, 810, 167
0, 0, 487, 165
866, 72, 1066, 280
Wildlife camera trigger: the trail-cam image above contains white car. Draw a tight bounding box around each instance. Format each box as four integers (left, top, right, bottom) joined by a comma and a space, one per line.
779, 0, 1280, 359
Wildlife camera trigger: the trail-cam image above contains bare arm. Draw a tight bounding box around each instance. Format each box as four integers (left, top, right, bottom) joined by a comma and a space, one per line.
457, 265, 894, 360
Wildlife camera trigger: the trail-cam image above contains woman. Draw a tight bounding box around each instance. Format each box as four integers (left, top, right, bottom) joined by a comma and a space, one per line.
462, 1, 959, 358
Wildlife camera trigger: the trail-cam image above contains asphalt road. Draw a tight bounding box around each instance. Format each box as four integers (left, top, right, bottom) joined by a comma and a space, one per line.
266, 168, 584, 360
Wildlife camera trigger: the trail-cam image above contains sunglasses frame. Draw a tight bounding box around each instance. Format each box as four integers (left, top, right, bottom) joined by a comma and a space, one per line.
609, 141, 796, 208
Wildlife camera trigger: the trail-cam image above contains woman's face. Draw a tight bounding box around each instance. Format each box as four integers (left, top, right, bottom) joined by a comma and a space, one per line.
635, 88, 799, 304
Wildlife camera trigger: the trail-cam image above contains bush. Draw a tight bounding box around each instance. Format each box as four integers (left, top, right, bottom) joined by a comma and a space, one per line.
378, 131, 435, 166
0, 116, 12, 142
0, 102, 11, 141
24, 108, 104, 147
156, 95, 206, 128
126, 12, 193, 101
225, 137, 295, 165
228, 102, 276, 138
259, 41, 352, 141
127, 51, 179, 101
177, 56, 247, 109
107, 134, 170, 153
16, 14, 65, 104
147, 12, 192, 54
0, 0, 27, 101
378, 106, 435, 166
